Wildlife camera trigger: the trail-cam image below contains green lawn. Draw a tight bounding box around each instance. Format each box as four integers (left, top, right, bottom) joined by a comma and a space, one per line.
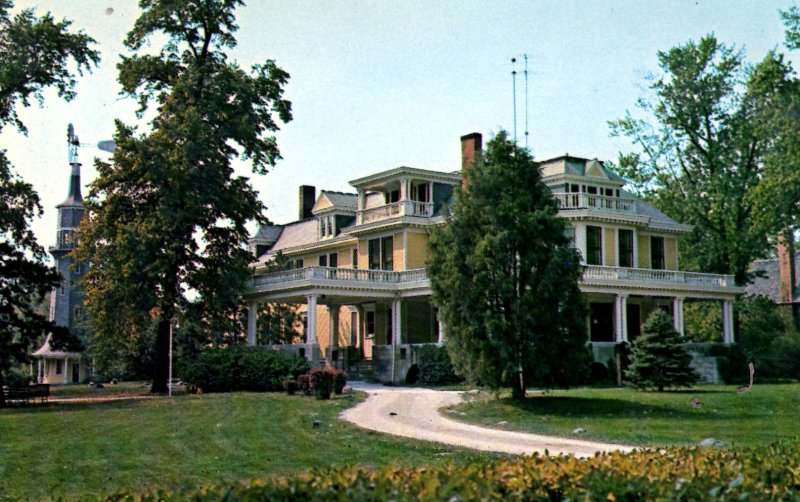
0, 391, 500, 500
451, 384, 800, 447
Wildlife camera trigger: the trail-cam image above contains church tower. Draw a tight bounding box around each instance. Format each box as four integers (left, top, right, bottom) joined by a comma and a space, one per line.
48, 124, 86, 333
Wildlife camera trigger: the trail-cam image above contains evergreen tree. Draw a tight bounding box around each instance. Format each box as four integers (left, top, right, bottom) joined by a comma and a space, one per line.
626, 310, 699, 392
76, 0, 291, 393
0, 0, 97, 406
427, 131, 589, 399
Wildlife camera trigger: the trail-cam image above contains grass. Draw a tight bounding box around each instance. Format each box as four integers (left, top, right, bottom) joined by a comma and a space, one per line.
0, 391, 502, 500
450, 383, 800, 447
47, 381, 153, 399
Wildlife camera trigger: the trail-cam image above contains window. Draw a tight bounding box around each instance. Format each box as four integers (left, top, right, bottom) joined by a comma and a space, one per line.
619, 229, 634, 268
294, 259, 303, 269
381, 236, 393, 271
326, 217, 333, 236
56, 360, 63, 375
368, 239, 380, 270
651, 236, 665, 270
587, 186, 597, 194
318, 253, 337, 267
368, 236, 394, 270
586, 226, 602, 265
366, 311, 375, 336
352, 249, 358, 269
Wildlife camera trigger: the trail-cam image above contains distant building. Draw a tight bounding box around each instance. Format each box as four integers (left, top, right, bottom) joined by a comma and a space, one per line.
32, 125, 90, 384
747, 236, 800, 327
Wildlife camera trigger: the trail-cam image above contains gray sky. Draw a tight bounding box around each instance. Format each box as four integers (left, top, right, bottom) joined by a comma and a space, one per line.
3, 0, 798, 255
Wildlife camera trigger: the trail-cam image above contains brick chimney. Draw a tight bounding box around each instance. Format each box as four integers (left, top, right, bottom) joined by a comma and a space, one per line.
460, 132, 482, 189
778, 233, 796, 304
299, 185, 316, 220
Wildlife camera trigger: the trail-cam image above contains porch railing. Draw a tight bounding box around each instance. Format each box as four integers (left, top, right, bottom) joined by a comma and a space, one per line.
357, 200, 433, 224
253, 265, 734, 290
583, 265, 734, 287
554, 193, 635, 213
252, 266, 428, 288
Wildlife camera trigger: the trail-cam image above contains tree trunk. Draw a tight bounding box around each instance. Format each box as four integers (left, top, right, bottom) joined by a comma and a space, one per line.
0, 370, 6, 408
511, 370, 525, 400
150, 319, 170, 394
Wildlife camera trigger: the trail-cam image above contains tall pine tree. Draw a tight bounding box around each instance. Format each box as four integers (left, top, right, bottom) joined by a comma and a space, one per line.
77, 0, 291, 393
428, 131, 589, 399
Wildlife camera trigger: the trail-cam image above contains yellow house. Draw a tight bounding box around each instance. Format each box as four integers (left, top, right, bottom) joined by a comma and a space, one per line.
245, 133, 741, 382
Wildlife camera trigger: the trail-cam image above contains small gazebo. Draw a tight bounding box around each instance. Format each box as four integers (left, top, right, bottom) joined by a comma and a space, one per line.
31, 334, 88, 385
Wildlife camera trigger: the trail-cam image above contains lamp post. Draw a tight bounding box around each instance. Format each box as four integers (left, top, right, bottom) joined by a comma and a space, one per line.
168, 319, 173, 397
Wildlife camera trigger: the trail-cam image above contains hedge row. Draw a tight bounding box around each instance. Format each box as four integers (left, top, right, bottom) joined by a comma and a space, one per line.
112, 442, 800, 500
179, 346, 309, 393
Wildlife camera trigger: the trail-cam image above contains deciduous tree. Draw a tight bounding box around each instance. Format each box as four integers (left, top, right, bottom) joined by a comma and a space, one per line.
0, 0, 97, 406
77, 0, 291, 393
427, 132, 589, 399
609, 34, 800, 284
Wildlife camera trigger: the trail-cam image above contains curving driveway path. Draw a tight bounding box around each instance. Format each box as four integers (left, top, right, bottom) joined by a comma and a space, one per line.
341, 383, 635, 458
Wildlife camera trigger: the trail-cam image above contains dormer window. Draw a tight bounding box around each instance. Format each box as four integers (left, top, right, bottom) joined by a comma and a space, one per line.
319, 215, 336, 239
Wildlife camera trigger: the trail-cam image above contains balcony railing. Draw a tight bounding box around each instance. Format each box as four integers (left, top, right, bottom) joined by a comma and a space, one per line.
252, 266, 428, 288
252, 265, 735, 291
554, 193, 635, 213
583, 265, 734, 287
357, 200, 433, 224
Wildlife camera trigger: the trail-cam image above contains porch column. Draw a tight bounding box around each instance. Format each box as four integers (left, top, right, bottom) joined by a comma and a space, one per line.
306, 294, 318, 344
399, 177, 410, 201
614, 294, 628, 343
37, 359, 42, 383
64, 357, 69, 384
436, 310, 446, 344
722, 300, 734, 344
327, 305, 340, 366
391, 298, 403, 383
357, 189, 366, 223
672, 297, 685, 336
246, 301, 258, 346
355, 305, 364, 351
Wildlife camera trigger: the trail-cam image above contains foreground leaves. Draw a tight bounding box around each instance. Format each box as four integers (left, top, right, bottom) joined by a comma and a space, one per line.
106, 442, 800, 501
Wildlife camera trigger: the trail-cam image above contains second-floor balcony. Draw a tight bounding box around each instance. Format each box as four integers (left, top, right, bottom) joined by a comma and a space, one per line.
249, 265, 738, 297
555, 193, 636, 214
357, 200, 433, 225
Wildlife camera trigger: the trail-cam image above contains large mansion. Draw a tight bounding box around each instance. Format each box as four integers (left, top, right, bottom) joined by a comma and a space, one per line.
245, 133, 741, 383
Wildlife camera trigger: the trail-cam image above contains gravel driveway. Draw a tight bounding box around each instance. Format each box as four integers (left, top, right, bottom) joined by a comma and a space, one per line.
342, 383, 635, 458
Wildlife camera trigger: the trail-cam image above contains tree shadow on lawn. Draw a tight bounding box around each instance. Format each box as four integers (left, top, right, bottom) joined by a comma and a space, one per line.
0, 398, 149, 415
498, 395, 712, 421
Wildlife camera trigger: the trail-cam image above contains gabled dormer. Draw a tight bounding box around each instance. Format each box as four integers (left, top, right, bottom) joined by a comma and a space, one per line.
312, 190, 357, 239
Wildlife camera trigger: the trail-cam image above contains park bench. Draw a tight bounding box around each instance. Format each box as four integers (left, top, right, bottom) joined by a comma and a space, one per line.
2, 383, 50, 405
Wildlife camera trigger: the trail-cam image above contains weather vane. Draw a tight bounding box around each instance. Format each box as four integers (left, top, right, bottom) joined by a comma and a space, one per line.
67, 123, 80, 164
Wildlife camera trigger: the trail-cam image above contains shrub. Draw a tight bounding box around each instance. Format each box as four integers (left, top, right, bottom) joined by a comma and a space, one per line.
119, 442, 800, 500
309, 368, 334, 400
333, 370, 347, 395
709, 343, 748, 384
414, 344, 460, 385
296, 373, 312, 395
4, 367, 32, 387
626, 310, 698, 391
283, 379, 298, 395
180, 346, 309, 393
